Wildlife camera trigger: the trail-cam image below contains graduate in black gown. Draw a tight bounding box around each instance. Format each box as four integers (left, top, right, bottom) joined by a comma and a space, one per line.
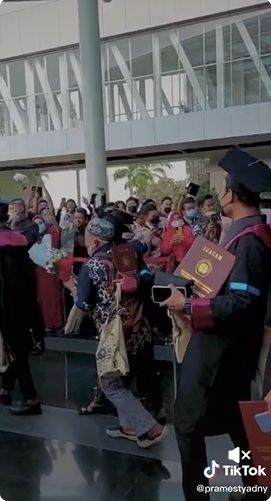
0, 201, 41, 415
162, 148, 271, 501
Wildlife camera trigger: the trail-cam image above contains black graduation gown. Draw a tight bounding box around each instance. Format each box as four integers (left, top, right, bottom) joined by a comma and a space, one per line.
176, 215, 271, 437
0, 228, 33, 353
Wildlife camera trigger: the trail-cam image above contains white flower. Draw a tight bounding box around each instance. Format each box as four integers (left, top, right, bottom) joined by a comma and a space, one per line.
45, 248, 67, 275
13, 172, 29, 184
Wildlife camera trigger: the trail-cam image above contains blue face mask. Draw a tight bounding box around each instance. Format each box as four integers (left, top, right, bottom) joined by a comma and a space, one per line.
185, 208, 197, 220
38, 223, 47, 234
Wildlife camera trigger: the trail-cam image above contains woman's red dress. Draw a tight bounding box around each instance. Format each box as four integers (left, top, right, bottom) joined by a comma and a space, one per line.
36, 225, 64, 329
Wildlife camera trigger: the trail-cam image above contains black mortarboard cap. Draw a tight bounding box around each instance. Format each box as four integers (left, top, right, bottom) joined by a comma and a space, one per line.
219, 147, 271, 194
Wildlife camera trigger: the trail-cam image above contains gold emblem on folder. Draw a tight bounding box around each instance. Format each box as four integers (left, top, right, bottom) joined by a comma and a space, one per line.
195, 259, 212, 278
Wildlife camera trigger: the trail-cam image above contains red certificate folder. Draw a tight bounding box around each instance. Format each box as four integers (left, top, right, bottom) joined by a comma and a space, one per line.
239, 401, 271, 487
175, 236, 236, 298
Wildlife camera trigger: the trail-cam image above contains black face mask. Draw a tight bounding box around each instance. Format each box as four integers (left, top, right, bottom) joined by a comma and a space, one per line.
220, 190, 233, 217
150, 217, 160, 225
128, 206, 137, 214
164, 207, 171, 215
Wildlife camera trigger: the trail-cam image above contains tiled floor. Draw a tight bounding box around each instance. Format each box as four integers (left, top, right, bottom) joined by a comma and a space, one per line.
0, 406, 246, 501
0, 432, 182, 501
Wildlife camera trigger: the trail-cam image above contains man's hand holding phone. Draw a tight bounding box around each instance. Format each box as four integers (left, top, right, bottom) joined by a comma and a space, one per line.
158, 284, 186, 311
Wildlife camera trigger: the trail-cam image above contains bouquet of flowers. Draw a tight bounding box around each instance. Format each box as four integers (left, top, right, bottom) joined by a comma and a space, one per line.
46, 248, 67, 275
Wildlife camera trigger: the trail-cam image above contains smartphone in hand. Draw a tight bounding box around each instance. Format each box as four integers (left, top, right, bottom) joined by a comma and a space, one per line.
255, 411, 271, 433
152, 286, 186, 304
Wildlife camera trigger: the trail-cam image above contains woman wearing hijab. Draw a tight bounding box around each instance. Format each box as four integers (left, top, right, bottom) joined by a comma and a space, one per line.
161, 197, 195, 265
32, 211, 64, 332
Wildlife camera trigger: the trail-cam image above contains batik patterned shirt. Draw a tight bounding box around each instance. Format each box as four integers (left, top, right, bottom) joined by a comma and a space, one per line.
76, 247, 114, 334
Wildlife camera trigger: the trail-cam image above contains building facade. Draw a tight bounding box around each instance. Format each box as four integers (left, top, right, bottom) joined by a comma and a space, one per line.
0, 0, 270, 200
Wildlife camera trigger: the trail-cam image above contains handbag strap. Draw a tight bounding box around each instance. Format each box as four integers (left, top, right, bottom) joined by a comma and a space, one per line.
115, 282, 122, 310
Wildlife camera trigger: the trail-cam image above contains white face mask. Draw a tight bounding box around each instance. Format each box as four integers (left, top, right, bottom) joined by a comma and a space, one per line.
38, 222, 47, 234
172, 219, 184, 229
185, 208, 197, 220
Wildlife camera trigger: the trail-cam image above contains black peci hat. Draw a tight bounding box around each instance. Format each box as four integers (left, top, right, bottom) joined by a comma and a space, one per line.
219, 147, 271, 194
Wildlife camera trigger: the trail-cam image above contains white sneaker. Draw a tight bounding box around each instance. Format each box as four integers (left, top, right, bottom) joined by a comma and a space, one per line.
106, 426, 137, 442
137, 426, 168, 449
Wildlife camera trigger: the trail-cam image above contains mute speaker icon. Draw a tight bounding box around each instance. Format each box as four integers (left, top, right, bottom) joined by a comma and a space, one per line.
228, 447, 240, 464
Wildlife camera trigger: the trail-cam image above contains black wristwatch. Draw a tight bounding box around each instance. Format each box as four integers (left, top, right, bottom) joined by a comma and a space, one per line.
183, 300, 192, 316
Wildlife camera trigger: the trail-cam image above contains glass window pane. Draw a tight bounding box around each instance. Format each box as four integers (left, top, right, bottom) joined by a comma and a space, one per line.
75, 47, 80, 63
112, 84, 121, 121
261, 55, 271, 102
159, 29, 179, 73
161, 73, 180, 115
67, 50, 79, 89
109, 38, 130, 81
232, 24, 250, 60
118, 82, 132, 121
131, 34, 153, 77
223, 25, 231, 61
118, 92, 128, 121
0, 64, 7, 84
35, 94, 48, 131
144, 77, 154, 115
0, 101, 11, 136
103, 45, 110, 83
46, 52, 60, 91
180, 24, 204, 67
33, 57, 45, 94
206, 65, 217, 109
12, 102, 24, 135
172, 74, 180, 114
224, 63, 232, 107
0, 65, 8, 100
104, 84, 110, 123
261, 12, 271, 55
132, 78, 153, 119
70, 89, 83, 126
106, 83, 116, 123
161, 74, 173, 115
205, 27, 216, 65
186, 68, 204, 111
232, 59, 259, 105
9, 60, 26, 97
180, 72, 188, 112
49, 93, 63, 130
243, 16, 259, 52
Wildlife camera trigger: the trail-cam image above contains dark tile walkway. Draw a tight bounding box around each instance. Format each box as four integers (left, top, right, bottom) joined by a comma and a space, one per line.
0, 406, 242, 501
0, 432, 182, 501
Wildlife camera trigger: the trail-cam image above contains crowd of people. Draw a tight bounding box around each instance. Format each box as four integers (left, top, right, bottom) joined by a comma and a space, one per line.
0, 147, 271, 500
4, 178, 224, 336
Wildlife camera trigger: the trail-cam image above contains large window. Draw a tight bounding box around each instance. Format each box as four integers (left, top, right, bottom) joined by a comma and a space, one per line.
0, 7, 270, 135
102, 8, 271, 120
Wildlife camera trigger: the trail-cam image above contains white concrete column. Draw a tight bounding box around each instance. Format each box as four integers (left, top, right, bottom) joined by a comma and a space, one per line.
77, 0, 107, 201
